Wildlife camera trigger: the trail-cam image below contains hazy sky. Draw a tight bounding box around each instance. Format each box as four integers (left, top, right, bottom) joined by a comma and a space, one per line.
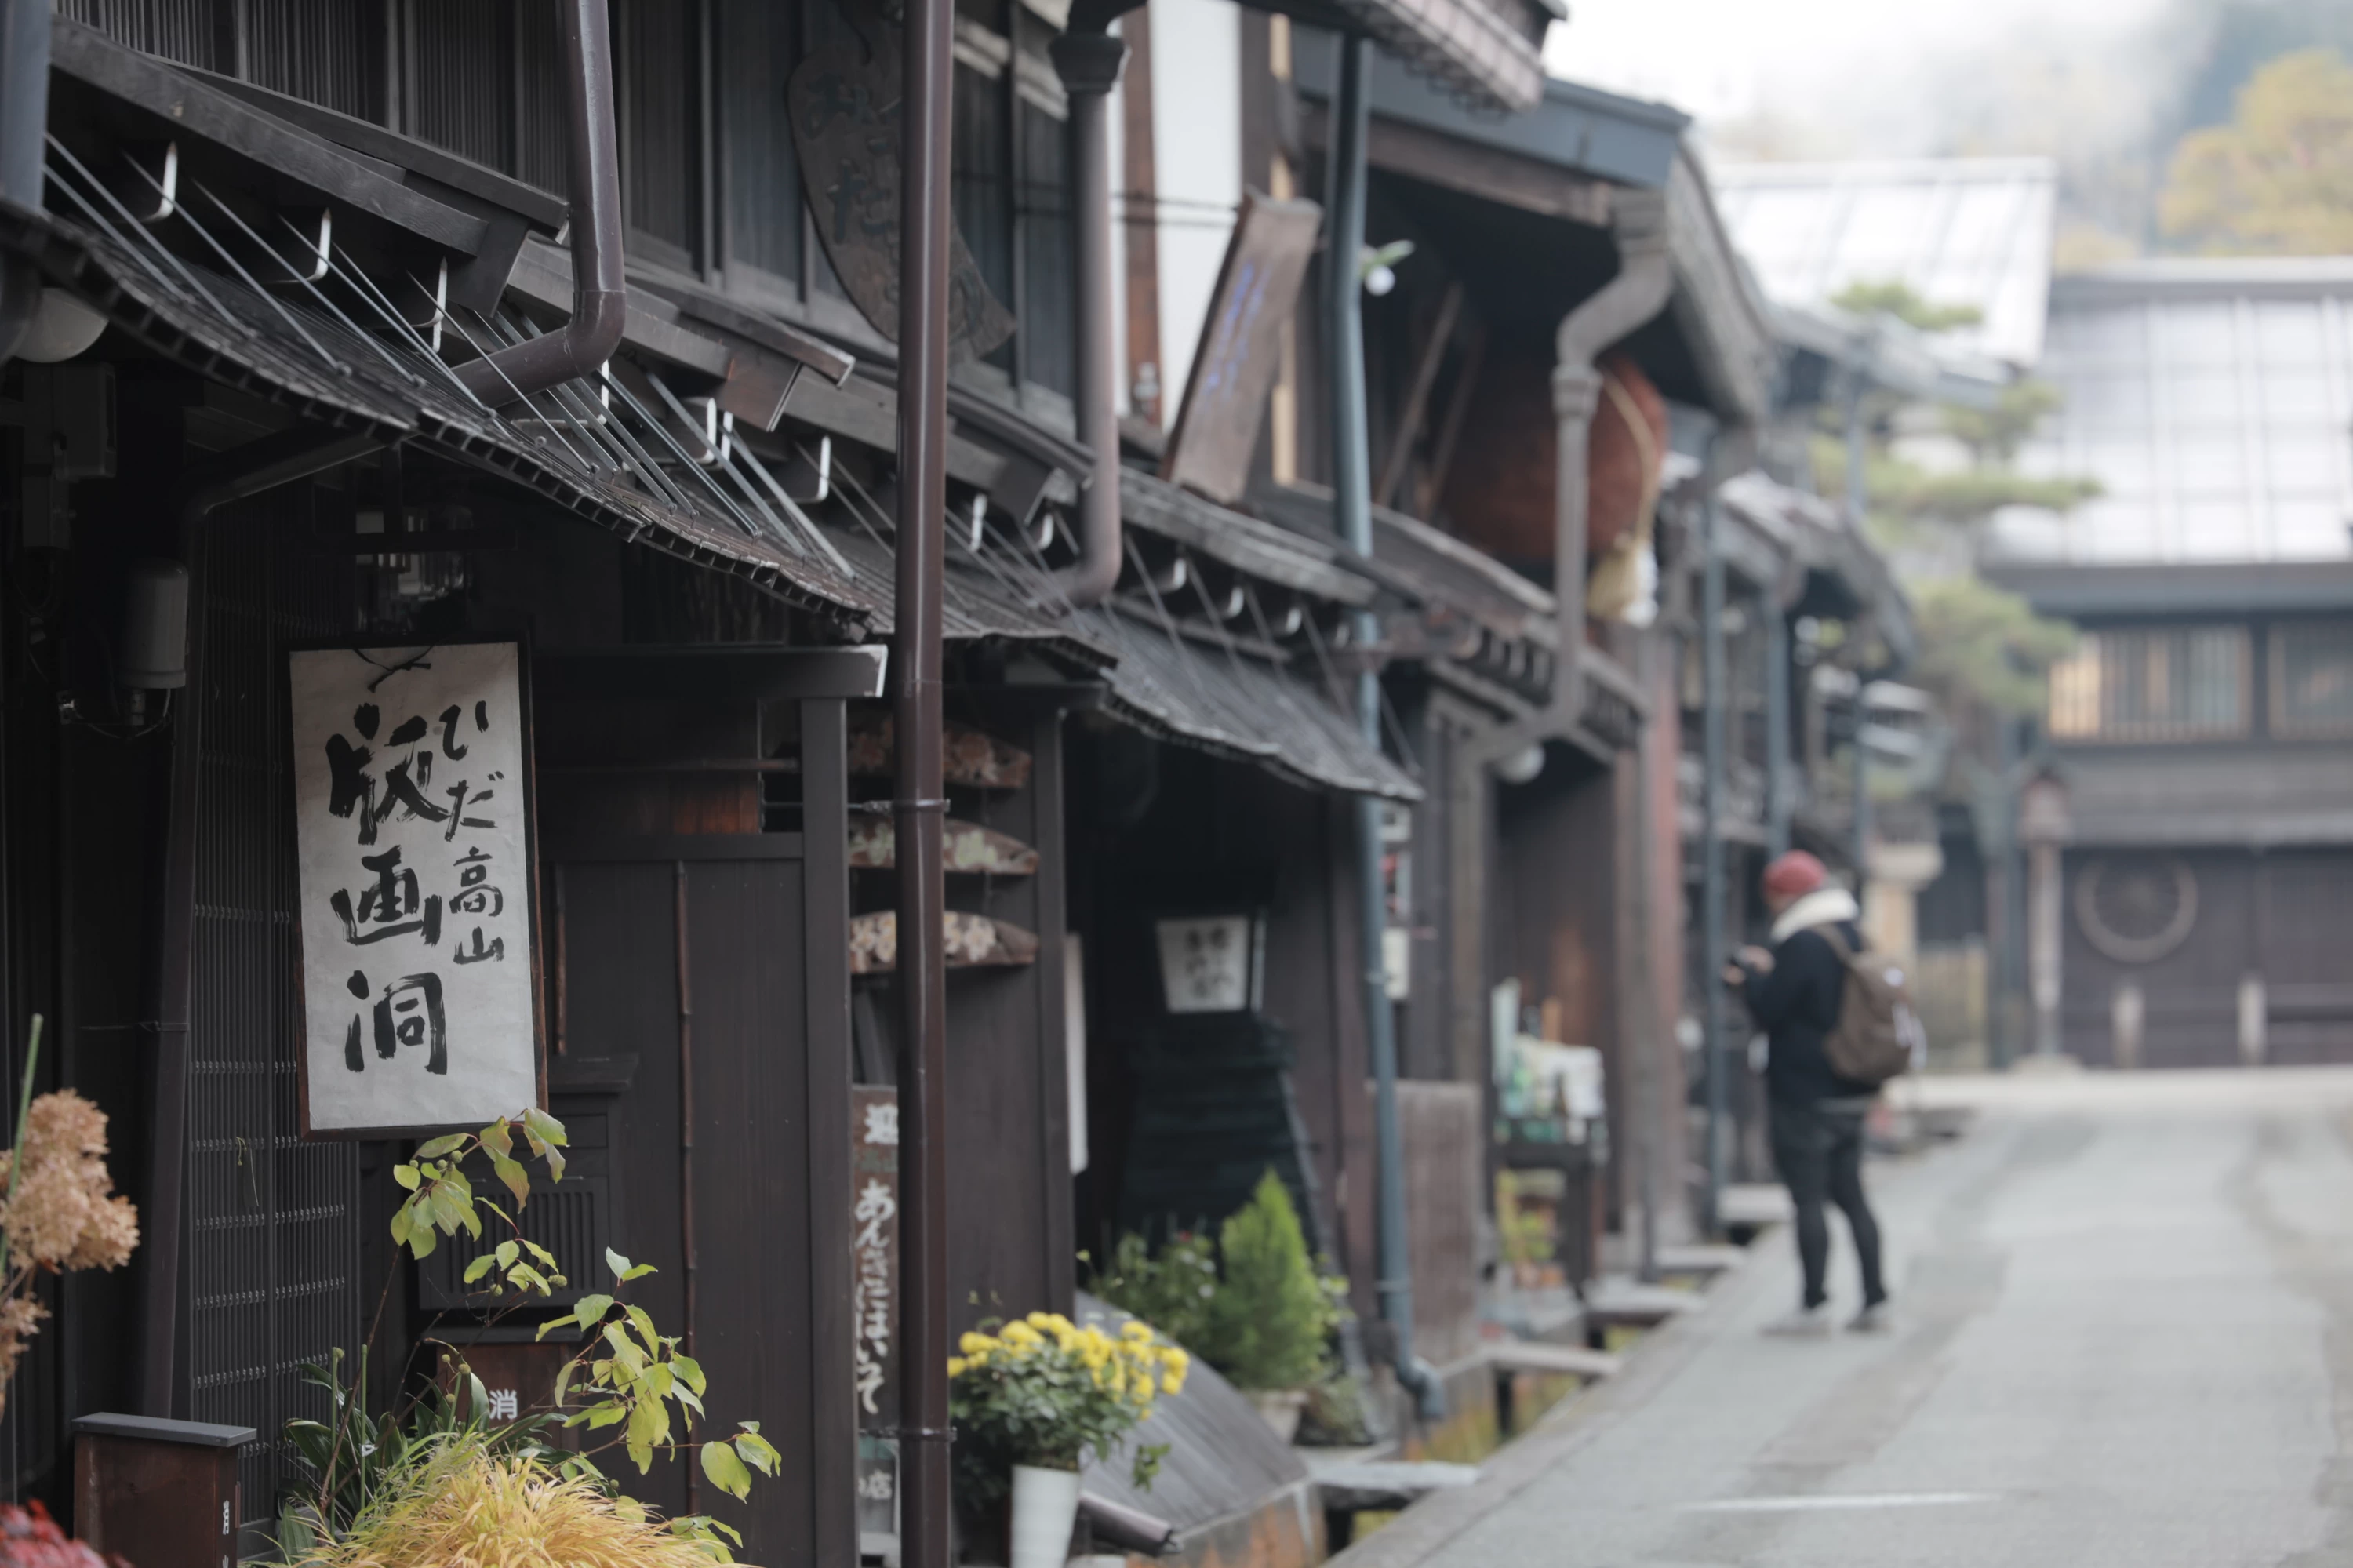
1541, 0, 2181, 161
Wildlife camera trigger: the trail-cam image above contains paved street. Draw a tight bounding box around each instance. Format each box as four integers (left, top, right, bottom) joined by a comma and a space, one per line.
1383, 1068, 2353, 1568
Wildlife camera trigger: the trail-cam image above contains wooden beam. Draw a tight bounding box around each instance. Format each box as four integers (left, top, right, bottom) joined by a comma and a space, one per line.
1422, 318, 1485, 515
534, 645, 890, 703
175, 64, 570, 232
49, 16, 489, 256
1300, 100, 1616, 228
1375, 279, 1464, 511
1479, 1341, 1621, 1379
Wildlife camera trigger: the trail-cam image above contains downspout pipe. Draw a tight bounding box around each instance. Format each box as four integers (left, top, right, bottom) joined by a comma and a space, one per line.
1460, 193, 1672, 778
0, 0, 53, 365
453, 0, 624, 406
1545, 193, 1672, 739
142, 427, 384, 1417
1697, 439, 1729, 1239
1325, 35, 1442, 1424
893, 0, 956, 1560
1048, 25, 1129, 609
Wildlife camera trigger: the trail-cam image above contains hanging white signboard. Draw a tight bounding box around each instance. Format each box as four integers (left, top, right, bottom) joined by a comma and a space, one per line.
289, 640, 542, 1136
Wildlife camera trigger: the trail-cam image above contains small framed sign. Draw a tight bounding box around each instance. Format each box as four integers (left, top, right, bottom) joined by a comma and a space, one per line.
1153, 912, 1265, 1015
289, 638, 542, 1137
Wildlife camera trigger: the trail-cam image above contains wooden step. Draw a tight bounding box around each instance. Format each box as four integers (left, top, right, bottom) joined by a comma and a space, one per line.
1581, 1280, 1701, 1330
1479, 1341, 1622, 1380
1310, 1459, 1479, 1515
1654, 1242, 1748, 1276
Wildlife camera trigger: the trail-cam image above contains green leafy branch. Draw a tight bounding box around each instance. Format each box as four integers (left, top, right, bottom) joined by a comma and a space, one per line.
365, 1111, 779, 1559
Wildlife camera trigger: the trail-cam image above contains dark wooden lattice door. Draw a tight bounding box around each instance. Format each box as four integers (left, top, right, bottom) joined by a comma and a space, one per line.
182, 494, 364, 1514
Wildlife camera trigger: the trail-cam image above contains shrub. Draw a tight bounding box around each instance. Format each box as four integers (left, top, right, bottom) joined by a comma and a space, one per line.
0, 1017, 139, 1417
1204, 1173, 1336, 1392
1087, 1230, 1220, 1352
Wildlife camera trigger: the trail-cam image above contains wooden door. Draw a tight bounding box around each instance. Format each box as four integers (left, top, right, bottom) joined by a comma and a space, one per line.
539, 694, 853, 1567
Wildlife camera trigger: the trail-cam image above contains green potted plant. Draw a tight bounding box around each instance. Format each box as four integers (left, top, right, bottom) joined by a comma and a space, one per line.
1204, 1173, 1339, 1440
948, 1312, 1186, 1568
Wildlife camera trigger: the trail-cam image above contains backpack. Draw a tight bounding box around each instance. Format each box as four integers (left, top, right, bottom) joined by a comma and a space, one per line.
1817, 926, 1926, 1087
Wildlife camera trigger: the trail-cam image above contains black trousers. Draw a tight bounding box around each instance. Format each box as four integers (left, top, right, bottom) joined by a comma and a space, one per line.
1769, 1099, 1886, 1310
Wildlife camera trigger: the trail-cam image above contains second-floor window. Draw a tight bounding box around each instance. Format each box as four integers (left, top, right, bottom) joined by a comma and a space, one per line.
2047, 626, 2250, 742
2272, 620, 2353, 739
61, 0, 1075, 407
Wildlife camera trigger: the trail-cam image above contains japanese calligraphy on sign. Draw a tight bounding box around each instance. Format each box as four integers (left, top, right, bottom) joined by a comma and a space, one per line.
787, 0, 1016, 362
290, 642, 540, 1134
850, 1085, 900, 1429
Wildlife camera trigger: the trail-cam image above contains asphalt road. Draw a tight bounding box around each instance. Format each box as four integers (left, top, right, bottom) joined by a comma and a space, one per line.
1407, 1068, 2353, 1568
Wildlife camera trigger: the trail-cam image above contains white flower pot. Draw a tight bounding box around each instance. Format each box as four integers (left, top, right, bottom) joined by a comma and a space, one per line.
1246, 1388, 1309, 1443
1009, 1462, 1083, 1568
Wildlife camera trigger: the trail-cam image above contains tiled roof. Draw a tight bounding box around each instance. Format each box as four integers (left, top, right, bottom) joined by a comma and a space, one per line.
1710, 157, 2057, 369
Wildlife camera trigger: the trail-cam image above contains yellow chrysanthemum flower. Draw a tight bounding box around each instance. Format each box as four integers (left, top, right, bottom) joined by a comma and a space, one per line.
958, 1331, 995, 1356
947, 1356, 968, 1377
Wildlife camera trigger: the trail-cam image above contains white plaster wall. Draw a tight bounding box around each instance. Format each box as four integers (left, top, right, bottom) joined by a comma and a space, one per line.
1146, 0, 1241, 429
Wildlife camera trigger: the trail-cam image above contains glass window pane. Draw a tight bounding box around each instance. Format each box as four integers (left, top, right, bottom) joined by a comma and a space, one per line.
953, 60, 1013, 369
2275, 622, 2353, 736
2047, 626, 2249, 740
1019, 98, 1073, 397
622, 0, 700, 262
722, 0, 800, 287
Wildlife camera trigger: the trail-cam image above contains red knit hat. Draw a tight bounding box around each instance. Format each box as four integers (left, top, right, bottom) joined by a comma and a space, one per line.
1762, 850, 1827, 902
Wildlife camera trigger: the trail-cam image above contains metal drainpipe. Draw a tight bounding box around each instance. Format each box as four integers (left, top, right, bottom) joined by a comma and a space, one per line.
1838, 346, 1873, 905
893, 0, 955, 1555
1697, 446, 1729, 1239
1624, 634, 1663, 1284
1049, 25, 1127, 609
1324, 34, 1442, 1423
1765, 598, 1792, 858
0, 0, 54, 364
142, 427, 384, 1417
1547, 195, 1672, 737
453, 0, 625, 405
1455, 193, 1671, 782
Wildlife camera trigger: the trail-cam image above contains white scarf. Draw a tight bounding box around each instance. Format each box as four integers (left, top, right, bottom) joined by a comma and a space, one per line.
1770, 885, 1860, 944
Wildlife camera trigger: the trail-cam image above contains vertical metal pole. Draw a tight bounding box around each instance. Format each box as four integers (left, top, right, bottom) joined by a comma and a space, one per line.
1850, 723, 1871, 912
0, 0, 48, 210
0, 0, 56, 362
1764, 605, 1791, 858
1699, 474, 1729, 1238
1049, 27, 1129, 607
1840, 361, 1871, 911
894, 0, 955, 1557
1326, 32, 1435, 1418
1986, 714, 2017, 1070
1625, 635, 1662, 1283
1841, 363, 1869, 524
673, 862, 699, 1516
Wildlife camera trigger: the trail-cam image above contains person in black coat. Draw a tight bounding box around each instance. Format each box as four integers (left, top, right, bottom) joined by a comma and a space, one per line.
1724, 850, 1889, 1336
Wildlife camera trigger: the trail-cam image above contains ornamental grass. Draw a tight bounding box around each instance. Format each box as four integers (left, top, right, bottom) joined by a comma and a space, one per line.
307, 1439, 740, 1568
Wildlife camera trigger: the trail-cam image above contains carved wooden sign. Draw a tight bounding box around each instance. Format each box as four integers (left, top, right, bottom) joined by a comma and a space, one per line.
789, 0, 1016, 362
1160, 191, 1324, 504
